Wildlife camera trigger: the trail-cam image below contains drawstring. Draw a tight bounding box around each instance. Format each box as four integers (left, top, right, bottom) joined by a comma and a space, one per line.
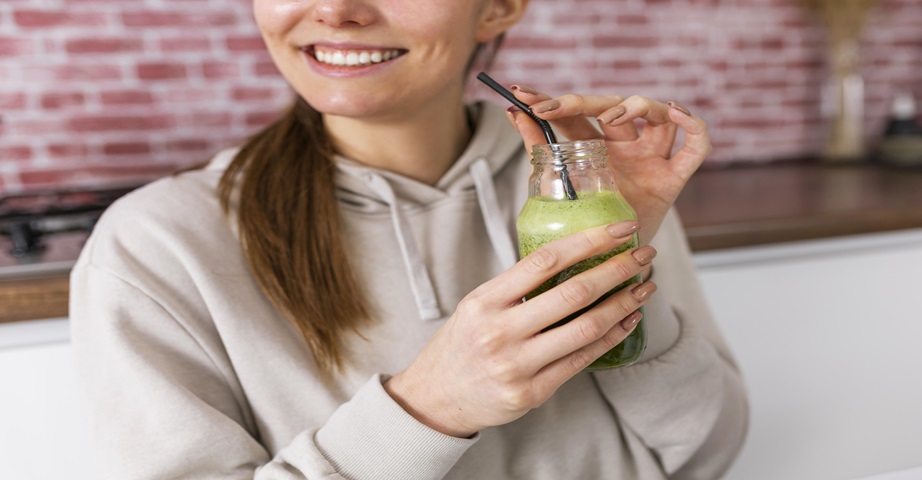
470, 158, 518, 270
360, 160, 518, 322
364, 173, 442, 322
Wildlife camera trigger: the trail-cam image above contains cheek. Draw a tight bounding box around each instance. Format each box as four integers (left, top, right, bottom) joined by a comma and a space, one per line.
253, 0, 307, 40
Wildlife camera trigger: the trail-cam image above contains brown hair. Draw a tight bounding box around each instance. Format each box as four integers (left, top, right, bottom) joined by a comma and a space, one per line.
218, 99, 370, 376
217, 38, 504, 376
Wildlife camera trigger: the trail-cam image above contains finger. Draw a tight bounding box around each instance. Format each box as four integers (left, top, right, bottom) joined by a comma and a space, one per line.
530, 93, 624, 142
599, 95, 677, 148
596, 104, 639, 142
510, 87, 602, 146
666, 101, 712, 180
524, 280, 655, 368
510, 84, 552, 104
507, 107, 548, 157
515, 244, 656, 334
533, 308, 644, 386
468, 220, 640, 308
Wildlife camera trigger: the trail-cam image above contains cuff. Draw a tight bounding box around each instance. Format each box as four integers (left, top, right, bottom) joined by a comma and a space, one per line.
637, 290, 681, 362
315, 374, 477, 480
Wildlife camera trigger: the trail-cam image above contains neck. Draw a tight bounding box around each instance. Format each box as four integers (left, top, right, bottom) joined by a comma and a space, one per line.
323, 100, 472, 186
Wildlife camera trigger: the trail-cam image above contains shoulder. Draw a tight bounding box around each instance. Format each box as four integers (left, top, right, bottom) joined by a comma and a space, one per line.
76, 148, 242, 277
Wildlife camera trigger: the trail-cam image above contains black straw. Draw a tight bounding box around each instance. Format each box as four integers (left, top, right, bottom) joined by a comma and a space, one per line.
476, 72, 557, 144
476, 72, 577, 200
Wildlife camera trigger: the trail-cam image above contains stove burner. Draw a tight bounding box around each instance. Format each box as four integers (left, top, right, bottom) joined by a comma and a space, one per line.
7, 222, 46, 259
0, 184, 141, 261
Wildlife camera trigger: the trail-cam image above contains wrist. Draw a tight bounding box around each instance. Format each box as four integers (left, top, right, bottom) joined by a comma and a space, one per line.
384, 372, 478, 439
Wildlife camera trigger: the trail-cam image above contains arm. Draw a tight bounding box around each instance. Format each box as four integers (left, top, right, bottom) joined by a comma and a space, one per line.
70, 263, 474, 479
591, 210, 749, 478
509, 88, 748, 475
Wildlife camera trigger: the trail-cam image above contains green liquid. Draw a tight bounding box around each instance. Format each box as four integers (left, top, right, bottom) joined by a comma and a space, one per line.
517, 191, 646, 370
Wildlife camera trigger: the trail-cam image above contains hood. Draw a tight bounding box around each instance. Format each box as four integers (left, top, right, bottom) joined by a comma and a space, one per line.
331, 101, 523, 209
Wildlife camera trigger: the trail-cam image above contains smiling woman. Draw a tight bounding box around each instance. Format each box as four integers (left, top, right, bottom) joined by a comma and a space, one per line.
68, 0, 748, 478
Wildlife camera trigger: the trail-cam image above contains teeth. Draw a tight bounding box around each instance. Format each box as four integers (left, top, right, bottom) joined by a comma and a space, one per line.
313, 48, 402, 66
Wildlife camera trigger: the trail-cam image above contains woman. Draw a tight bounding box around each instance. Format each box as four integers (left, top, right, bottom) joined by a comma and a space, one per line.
71, 0, 748, 478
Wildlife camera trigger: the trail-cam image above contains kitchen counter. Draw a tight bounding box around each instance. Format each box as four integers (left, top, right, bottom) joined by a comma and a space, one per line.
675, 161, 922, 251
2, 161, 921, 323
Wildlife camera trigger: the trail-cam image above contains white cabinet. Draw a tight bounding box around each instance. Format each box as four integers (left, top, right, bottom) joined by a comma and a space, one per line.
2, 229, 921, 479
697, 229, 922, 480
0, 320, 89, 479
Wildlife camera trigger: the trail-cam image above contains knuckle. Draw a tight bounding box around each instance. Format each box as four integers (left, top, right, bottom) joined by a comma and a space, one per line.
567, 350, 593, 373
473, 331, 502, 352
625, 94, 648, 106
598, 326, 625, 350
457, 294, 488, 318
486, 358, 518, 383
574, 318, 605, 344
605, 257, 636, 281
524, 246, 561, 274
614, 294, 638, 314
558, 93, 582, 107
499, 385, 535, 411
574, 229, 598, 251
558, 280, 594, 308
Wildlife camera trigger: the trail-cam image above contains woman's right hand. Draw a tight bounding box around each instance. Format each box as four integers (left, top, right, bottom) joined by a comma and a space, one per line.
383, 220, 657, 438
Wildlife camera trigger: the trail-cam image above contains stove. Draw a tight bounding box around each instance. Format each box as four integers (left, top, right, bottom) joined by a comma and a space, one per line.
0, 184, 143, 280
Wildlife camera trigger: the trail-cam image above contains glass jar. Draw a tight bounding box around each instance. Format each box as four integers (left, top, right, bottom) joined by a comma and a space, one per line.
516, 139, 646, 370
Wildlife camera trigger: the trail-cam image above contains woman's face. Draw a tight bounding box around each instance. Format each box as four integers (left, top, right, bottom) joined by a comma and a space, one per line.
254, 0, 523, 121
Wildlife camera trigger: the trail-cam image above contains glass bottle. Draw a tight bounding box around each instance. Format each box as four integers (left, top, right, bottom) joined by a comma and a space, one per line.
516, 139, 646, 370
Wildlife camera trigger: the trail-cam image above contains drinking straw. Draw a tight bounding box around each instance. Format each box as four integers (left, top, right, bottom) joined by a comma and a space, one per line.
476, 72, 578, 200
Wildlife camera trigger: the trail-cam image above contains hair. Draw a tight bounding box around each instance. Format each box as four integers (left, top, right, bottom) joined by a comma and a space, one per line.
217, 36, 505, 376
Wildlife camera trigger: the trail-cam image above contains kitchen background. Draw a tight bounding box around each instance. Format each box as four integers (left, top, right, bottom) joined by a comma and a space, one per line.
2, 0, 922, 479
1, 0, 921, 193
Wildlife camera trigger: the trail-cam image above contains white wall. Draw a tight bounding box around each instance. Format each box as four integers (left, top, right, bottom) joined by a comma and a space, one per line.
2, 229, 922, 479
698, 229, 922, 480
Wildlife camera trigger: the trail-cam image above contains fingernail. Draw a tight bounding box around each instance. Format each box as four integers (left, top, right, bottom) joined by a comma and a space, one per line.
506, 106, 520, 129
631, 282, 657, 301
620, 310, 643, 329
598, 105, 626, 125
511, 84, 538, 95
606, 220, 639, 238
667, 101, 691, 116
631, 245, 657, 266
531, 99, 560, 114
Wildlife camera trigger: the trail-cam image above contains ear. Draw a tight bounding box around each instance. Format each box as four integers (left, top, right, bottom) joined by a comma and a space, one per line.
475, 0, 529, 43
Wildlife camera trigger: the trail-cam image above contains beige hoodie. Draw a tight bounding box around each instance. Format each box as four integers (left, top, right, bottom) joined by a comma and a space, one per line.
70, 102, 748, 479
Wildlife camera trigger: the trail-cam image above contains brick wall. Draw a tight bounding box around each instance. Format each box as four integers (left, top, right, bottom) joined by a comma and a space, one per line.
0, 0, 920, 192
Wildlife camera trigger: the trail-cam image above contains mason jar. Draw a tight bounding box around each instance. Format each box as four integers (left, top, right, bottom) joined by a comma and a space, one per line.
516, 139, 646, 370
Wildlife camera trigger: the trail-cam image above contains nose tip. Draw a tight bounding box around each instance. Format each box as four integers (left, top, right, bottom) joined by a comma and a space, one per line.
312, 0, 374, 27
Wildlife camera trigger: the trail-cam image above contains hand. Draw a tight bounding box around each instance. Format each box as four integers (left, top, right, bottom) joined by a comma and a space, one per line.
384, 221, 657, 437
506, 86, 712, 245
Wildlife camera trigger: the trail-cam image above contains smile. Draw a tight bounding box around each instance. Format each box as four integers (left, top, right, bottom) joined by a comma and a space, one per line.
310, 46, 406, 67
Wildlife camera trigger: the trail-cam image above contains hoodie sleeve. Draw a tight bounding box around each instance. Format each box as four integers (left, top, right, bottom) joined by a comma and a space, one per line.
590, 209, 750, 478
70, 263, 475, 480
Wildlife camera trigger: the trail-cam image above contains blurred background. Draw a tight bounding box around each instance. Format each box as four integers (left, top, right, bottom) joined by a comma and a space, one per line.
1, 0, 921, 479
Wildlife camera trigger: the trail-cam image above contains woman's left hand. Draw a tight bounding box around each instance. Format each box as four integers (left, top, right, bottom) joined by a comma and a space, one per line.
507, 86, 712, 245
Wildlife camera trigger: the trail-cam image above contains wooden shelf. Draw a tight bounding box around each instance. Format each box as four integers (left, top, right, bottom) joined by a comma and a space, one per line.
0, 275, 70, 324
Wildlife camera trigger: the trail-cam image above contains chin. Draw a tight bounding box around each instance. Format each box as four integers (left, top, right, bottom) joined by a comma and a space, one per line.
300, 90, 402, 120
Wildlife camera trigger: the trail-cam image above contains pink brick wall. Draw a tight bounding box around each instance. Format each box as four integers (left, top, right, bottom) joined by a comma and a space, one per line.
0, 0, 920, 193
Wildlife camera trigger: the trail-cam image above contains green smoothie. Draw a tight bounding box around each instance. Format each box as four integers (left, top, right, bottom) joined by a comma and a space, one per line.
517, 190, 646, 370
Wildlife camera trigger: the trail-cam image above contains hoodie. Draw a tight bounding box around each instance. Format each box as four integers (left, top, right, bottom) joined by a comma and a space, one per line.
70, 101, 748, 479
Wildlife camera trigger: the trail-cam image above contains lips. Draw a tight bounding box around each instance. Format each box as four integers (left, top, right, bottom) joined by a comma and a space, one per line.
307, 45, 407, 67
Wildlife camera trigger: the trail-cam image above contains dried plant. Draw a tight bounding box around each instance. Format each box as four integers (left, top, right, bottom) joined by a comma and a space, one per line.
801, 0, 880, 48
801, 0, 881, 161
